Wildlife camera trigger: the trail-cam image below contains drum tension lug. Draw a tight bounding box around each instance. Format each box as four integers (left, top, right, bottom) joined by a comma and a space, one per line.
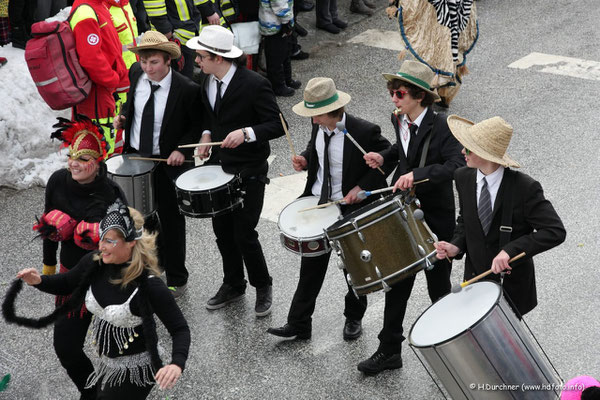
381, 280, 392, 292
374, 266, 383, 279
424, 257, 434, 271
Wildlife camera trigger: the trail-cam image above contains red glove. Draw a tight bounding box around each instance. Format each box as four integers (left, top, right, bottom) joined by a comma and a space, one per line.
33, 210, 78, 242
74, 221, 100, 250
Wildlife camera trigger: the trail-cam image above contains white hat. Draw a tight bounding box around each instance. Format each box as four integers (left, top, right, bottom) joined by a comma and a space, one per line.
186, 25, 243, 58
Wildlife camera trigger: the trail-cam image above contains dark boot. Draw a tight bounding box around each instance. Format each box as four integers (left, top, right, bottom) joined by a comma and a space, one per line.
350, 0, 374, 15
11, 26, 29, 49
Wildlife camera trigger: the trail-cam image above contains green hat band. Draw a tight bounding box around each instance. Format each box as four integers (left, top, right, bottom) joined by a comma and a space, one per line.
395, 72, 431, 90
304, 93, 339, 109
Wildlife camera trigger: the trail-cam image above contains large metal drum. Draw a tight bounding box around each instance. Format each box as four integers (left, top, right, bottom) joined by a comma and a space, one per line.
105, 153, 156, 217
409, 281, 561, 399
325, 194, 437, 295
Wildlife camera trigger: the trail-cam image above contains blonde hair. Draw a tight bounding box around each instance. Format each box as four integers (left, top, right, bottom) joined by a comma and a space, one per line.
98, 207, 162, 288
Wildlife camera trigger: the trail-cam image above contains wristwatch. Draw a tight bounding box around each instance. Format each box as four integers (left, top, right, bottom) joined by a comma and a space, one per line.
242, 127, 250, 142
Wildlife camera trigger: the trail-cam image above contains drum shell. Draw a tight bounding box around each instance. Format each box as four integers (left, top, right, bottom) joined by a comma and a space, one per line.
325, 196, 437, 295
106, 155, 157, 217
280, 232, 330, 257
410, 287, 561, 400
175, 173, 243, 218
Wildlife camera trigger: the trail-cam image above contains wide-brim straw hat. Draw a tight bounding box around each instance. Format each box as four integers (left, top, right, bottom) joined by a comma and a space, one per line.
186, 25, 243, 58
447, 115, 520, 168
128, 31, 181, 59
382, 60, 441, 102
292, 77, 351, 117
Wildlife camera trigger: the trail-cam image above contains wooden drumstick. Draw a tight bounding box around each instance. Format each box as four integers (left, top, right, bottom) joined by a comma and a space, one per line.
178, 142, 224, 149
356, 179, 430, 200
451, 252, 527, 293
335, 121, 385, 176
298, 199, 345, 213
129, 156, 194, 163
280, 113, 296, 157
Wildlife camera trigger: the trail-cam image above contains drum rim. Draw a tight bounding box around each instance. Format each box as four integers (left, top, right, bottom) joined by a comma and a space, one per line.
407, 281, 502, 348
279, 232, 330, 257
325, 194, 404, 235
277, 195, 341, 237
105, 153, 157, 176
175, 165, 238, 191
325, 205, 402, 241
178, 198, 243, 217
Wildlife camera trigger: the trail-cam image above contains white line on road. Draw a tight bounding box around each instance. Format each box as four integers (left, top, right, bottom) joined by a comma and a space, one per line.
508, 52, 600, 81
347, 29, 404, 52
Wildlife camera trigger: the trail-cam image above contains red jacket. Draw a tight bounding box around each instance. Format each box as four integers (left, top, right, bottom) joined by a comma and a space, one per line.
70, 0, 129, 119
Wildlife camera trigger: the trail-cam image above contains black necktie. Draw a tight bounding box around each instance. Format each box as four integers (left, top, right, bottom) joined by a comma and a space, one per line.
214, 80, 223, 114
139, 82, 160, 156
409, 122, 418, 138
478, 177, 493, 235
318, 132, 333, 205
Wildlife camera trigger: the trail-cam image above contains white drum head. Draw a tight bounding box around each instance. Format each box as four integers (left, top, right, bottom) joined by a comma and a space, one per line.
176, 165, 234, 191
409, 281, 501, 347
106, 154, 155, 175
278, 196, 341, 238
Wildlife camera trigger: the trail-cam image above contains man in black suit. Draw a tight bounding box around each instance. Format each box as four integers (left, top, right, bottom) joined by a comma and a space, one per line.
362, 60, 464, 375
267, 77, 391, 341
435, 115, 566, 317
186, 25, 285, 317
114, 31, 202, 297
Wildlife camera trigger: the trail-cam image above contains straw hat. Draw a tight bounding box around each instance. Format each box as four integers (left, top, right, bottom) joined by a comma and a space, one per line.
292, 77, 351, 117
382, 60, 441, 102
186, 25, 243, 58
128, 31, 181, 59
447, 115, 520, 168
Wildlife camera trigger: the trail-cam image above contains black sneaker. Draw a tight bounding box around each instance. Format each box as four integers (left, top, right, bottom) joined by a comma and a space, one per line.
267, 324, 311, 340
357, 351, 403, 376
255, 285, 273, 317
206, 283, 245, 310
295, 22, 308, 37
273, 86, 295, 97
291, 50, 310, 60
286, 79, 302, 89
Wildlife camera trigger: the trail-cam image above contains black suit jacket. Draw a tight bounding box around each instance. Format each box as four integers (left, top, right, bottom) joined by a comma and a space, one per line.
379, 108, 465, 240
451, 167, 566, 315
121, 62, 202, 178
300, 114, 391, 208
199, 67, 285, 178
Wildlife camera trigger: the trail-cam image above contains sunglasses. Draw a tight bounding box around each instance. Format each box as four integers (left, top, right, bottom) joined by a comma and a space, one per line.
389, 89, 408, 99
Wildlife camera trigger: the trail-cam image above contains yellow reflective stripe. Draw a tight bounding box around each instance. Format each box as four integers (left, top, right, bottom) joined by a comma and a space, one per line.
99, 21, 107, 28
174, 28, 195, 43
174, 0, 190, 21
69, 4, 98, 29
193, 0, 203, 5
197, 0, 210, 4
221, 0, 234, 17
144, 0, 167, 16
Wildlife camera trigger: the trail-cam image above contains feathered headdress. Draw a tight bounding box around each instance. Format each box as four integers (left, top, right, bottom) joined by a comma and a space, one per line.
51, 115, 109, 162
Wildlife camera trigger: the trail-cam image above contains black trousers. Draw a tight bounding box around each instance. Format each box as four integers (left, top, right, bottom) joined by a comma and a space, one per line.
287, 251, 367, 332
316, 0, 339, 25
212, 177, 272, 291
53, 311, 95, 398
96, 375, 154, 399
263, 32, 292, 90
377, 258, 451, 354
146, 164, 188, 287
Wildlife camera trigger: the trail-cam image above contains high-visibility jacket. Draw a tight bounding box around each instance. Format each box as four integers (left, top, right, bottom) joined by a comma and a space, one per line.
106, 0, 139, 69
69, 0, 129, 120
143, 0, 200, 44
197, 0, 236, 31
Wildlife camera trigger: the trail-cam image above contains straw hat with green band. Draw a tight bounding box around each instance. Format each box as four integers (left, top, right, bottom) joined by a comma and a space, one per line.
128, 30, 181, 59
447, 115, 521, 168
382, 60, 441, 102
292, 77, 352, 117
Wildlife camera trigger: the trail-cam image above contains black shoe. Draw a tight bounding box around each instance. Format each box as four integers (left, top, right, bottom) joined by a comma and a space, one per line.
206, 283, 245, 310
267, 324, 311, 340
357, 351, 403, 376
362, 0, 377, 9
343, 319, 362, 340
291, 50, 310, 60
296, 0, 315, 12
332, 18, 348, 29
350, 0, 374, 15
255, 285, 273, 317
295, 22, 308, 37
274, 86, 295, 97
317, 23, 341, 34
286, 79, 302, 89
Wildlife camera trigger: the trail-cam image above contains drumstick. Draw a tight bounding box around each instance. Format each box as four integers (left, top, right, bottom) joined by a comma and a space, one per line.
279, 113, 296, 157
129, 156, 194, 163
298, 199, 345, 213
451, 252, 527, 293
356, 179, 430, 199
178, 142, 224, 149
335, 121, 385, 176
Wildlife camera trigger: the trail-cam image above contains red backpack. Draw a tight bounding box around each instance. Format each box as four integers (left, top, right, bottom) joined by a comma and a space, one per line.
25, 14, 93, 110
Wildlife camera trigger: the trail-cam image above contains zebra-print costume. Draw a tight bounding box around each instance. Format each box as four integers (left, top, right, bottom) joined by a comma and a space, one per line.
428, 0, 474, 62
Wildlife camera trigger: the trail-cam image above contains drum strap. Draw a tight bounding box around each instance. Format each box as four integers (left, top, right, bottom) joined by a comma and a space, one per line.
498, 169, 514, 249
417, 130, 432, 169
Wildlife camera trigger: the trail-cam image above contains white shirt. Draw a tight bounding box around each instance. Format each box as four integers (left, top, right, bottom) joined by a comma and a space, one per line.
399, 107, 428, 156
203, 63, 256, 141
311, 114, 346, 201
476, 166, 504, 211
130, 69, 172, 155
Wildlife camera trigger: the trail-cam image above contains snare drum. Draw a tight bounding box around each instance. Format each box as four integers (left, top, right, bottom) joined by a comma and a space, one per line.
325, 194, 437, 295
409, 281, 561, 400
106, 153, 157, 217
175, 165, 243, 218
278, 196, 341, 257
